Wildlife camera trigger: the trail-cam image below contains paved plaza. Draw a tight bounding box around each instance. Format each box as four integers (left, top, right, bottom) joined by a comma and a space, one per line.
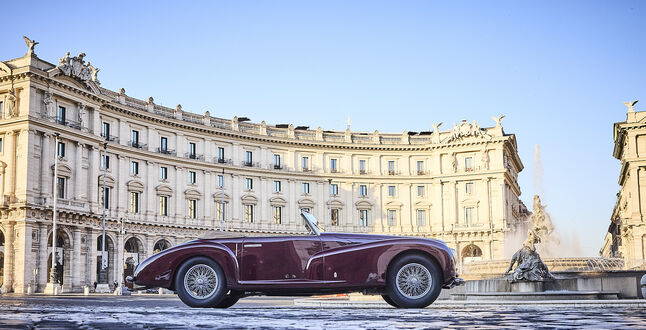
0, 295, 645, 329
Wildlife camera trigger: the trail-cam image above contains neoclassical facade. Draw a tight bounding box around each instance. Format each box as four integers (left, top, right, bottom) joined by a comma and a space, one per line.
601, 101, 646, 269
0, 38, 527, 293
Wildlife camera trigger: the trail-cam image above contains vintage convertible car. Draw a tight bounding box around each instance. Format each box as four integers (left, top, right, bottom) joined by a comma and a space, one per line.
127, 211, 462, 308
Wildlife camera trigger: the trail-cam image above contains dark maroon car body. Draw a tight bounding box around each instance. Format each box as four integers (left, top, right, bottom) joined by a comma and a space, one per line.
132, 231, 460, 295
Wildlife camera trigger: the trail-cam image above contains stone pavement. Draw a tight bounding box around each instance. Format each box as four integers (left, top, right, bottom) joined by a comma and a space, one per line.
0, 295, 645, 329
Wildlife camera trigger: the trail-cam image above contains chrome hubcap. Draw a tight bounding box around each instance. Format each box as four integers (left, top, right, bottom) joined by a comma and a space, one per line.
396, 262, 432, 299
184, 264, 218, 299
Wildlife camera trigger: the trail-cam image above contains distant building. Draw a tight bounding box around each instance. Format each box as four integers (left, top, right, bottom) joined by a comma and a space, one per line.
0, 38, 526, 293
601, 101, 646, 269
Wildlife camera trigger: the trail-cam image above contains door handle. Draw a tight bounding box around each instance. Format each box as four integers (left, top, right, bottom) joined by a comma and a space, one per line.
243, 244, 262, 248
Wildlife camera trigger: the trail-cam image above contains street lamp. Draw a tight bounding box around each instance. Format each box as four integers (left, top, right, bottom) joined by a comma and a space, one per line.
44, 132, 61, 295
117, 216, 130, 295
96, 142, 110, 293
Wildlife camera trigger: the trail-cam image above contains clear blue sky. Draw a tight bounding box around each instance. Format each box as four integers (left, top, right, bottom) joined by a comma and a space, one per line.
4, 1, 645, 255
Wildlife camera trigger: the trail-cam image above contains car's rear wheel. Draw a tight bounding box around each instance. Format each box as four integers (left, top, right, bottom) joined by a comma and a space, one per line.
212, 292, 241, 308
385, 254, 442, 308
381, 294, 400, 308
175, 256, 226, 308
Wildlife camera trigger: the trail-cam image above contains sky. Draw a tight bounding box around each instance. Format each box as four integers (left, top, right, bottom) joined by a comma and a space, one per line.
3, 1, 645, 255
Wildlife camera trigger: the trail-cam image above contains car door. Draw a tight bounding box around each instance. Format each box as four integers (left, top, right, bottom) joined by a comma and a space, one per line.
240, 236, 322, 282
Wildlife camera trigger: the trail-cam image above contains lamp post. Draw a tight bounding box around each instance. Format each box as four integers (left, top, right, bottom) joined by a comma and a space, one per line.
117, 216, 130, 295
328, 178, 332, 228
44, 133, 61, 295
96, 142, 110, 293
221, 168, 225, 231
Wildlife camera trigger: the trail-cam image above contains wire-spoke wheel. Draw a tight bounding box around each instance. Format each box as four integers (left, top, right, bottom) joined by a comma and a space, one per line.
386, 254, 442, 308
175, 257, 226, 308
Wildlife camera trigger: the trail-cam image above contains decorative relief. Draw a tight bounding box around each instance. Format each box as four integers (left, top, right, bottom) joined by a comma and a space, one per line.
57, 52, 100, 84
446, 120, 491, 143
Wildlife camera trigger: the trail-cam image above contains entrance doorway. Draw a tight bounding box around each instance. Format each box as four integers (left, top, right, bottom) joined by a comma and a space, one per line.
47, 233, 68, 285
123, 237, 144, 288
96, 235, 114, 286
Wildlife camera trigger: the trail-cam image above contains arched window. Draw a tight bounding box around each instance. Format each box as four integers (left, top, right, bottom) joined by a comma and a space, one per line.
461, 244, 483, 264
153, 240, 171, 254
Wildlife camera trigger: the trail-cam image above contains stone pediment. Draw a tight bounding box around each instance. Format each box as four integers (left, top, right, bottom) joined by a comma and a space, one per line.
155, 184, 173, 196
127, 180, 144, 192
444, 119, 492, 143
48, 52, 101, 94
241, 194, 258, 204
326, 199, 344, 208
269, 196, 287, 206
298, 198, 315, 208
355, 200, 373, 209
184, 188, 202, 199
212, 192, 230, 202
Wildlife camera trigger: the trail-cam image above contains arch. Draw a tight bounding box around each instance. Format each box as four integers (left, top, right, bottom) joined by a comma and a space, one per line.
461, 244, 483, 264
185, 188, 202, 200
96, 233, 116, 286
48, 229, 71, 248
52, 164, 72, 177
269, 196, 287, 206
213, 192, 230, 203
241, 194, 258, 205
155, 184, 173, 196
126, 180, 144, 192
153, 239, 172, 254
98, 174, 116, 187
47, 229, 72, 286
124, 236, 145, 254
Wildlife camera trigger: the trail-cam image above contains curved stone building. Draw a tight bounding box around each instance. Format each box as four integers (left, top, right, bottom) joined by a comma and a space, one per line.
0, 40, 526, 293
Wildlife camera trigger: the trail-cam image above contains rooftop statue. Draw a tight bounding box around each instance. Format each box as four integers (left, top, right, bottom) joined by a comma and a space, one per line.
23, 36, 38, 56
623, 100, 638, 112
56, 52, 100, 84
445, 119, 491, 143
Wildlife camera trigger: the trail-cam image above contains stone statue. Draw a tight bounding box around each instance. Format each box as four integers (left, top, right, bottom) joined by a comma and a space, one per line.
58, 52, 72, 76
505, 229, 554, 282
57, 52, 97, 84
445, 119, 491, 143
481, 150, 489, 170
623, 100, 638, 112
77, 103, 86, 126
6, 88, 17, 118
147, 97, 154, 104
88, 62, 100, 83
450, 152, 457, 173
492, 115, 505, 128
23, 36, 39, 56
71, 53, 86, 77
43, 92, 55, 118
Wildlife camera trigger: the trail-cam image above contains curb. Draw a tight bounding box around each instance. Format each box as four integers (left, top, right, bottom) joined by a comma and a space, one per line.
294, 298, 646, 308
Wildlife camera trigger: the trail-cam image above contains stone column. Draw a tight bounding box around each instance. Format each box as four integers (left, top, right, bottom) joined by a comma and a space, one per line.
175, 167, 184, 222
288, 179, 296, 227
117, 155, 127, 214
374, 183, 383, 232
40, 133, 52, 202
89, 230, 98, 286
116, 231, 124, 286
12, 223, 33, 293
74, 143, 84, 201
203, 171, 212, 226
232, 174, 240, 222
38, 224, 48, 291
2, 222, 14, 292
72, 227, 82, 289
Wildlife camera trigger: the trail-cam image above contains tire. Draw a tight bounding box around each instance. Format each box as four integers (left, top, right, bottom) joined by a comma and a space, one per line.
385, 254, 442, 308
381, 294, 400, 308
212, 292, 241, 308
175, 256, 227, 308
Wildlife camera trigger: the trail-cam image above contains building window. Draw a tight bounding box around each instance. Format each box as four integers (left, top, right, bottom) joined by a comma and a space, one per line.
301, 207, 311, 213
217, 175, 224, 188
101, 187, 110, 208
159, 196, 168, 216
388, 161, 395, 175
0, 137, 3, 153
188, 171, 196, 184
188, 142, 196, 158
465, 157, 473, 171
416, 209, 426, 226
187, 199, 197, 219
102, 122, 110, 139
217, 147, 225, 162
160, 137, 168, 152
330, 158, 338, 172
330, 184, 338, 196
387, 209, 397, 227
274, 180, 281, 193
160, 166, 168, 180
0, 102, 3, 118
417, 161, 425, 175
274, 154, 281, 169
302, 182, 310, 194
466, 182, 474, 194
216, 202, 226, 221
131, 161, 139, 175
388, 185, 396, 197
131, 130, 139, 146
331, 208, 340, 226
244, 204, 254, 223
359, 210, 368, 227
56, 177, 66, 199
359, 160, 367, 174
273, 206, 282, 224
417, 185, 425, 197
130, 192, 140, 213
101, 154, 110, 169
245, 151, 253, 166
359, 185, 367, 196
465, 207, 474, 225
57, 142, 66, 158
302, 157, 309, 171
245, 178, 253, 190
57, 106, 66, 124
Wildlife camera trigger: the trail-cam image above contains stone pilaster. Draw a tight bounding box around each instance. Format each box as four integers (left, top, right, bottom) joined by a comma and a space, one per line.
40, 133, 52, 201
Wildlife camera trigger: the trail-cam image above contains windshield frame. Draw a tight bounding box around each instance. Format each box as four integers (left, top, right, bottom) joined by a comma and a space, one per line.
301, 210, 323, 236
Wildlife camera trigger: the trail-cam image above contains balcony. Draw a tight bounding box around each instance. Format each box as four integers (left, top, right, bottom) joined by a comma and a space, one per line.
215, 157, 232, 165
157, 148, 176, 156
359, 169, 367, 175
242, 161, 260, 167
54, 118, 82, 130
128, 141, 147, 150
302, 167, 311, 172
388, 170, 396, 175
417, 170, 426, 175
100, 133, 119, 142
185, 153, 204, 161
331, 168, 339, 173
465, 167, 474, 172
272, 164, 283, 170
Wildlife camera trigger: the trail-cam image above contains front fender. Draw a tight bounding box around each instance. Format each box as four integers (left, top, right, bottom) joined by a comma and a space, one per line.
134, 241, 239, 290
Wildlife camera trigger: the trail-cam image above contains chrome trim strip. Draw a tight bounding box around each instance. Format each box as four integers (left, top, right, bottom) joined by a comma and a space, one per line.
243, 244, 262, 248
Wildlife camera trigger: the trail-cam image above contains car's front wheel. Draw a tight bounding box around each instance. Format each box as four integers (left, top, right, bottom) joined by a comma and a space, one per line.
175, 256, 227, 308
385, 254, 442, 308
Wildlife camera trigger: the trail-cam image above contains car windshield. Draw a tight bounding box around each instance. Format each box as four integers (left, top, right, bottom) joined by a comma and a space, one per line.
301, 211, 324, 235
